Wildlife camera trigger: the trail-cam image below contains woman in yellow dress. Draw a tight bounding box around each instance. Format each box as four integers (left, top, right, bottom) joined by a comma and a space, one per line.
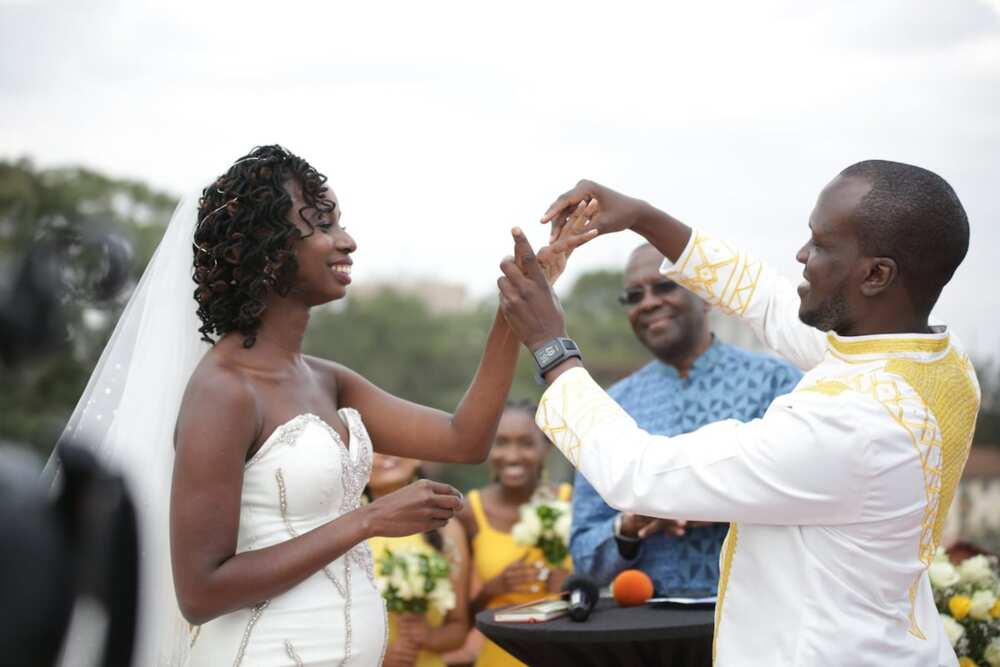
457, 401, 573, 667
368, 454, 471, 667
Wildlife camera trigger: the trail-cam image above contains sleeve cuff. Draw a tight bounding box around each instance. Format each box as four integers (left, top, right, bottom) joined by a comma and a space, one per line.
659, 228, 698, 278
535, 366, 633, 468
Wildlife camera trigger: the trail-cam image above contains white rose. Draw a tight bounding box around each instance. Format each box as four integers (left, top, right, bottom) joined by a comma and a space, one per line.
390, 567, 413, 599
406, 564, 426, 598
511, 522, 538, 546
512, 509, 542, 546
554, 512, 572, 542
969, 589, 998, 621
984, 637, 1000, 667
940, 614, 965, 647
429, 580, 456, 613
958, 555, 995, 586
929, 561, 961, 589
934, 546, 950, 564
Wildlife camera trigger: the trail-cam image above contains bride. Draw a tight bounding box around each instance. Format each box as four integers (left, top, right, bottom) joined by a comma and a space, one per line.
53, 144, 588, 666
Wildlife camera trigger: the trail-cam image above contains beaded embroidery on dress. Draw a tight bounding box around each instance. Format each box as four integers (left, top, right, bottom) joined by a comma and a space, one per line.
185, 408, 388, 667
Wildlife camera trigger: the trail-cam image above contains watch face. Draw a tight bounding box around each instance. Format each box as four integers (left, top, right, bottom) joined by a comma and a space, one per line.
536, 343, 559, 366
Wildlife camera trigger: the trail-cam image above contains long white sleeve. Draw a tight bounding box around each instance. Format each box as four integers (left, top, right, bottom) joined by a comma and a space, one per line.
537, 366, 878, 525
660, 230, 826, 371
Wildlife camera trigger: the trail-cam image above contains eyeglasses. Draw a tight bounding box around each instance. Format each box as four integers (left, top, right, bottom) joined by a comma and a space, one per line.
618, 280, 679, 306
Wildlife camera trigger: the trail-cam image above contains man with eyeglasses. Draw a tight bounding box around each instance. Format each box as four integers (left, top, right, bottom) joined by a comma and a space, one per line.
569, 242, 801, 599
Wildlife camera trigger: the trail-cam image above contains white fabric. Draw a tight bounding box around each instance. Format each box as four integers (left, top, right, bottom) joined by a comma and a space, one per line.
46, 191, 211, 666
185, 409, 387, 666
535, 230, 980, 666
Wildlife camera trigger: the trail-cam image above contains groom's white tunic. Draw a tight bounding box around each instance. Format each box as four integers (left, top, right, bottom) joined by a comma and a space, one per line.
537, 230, 980, 666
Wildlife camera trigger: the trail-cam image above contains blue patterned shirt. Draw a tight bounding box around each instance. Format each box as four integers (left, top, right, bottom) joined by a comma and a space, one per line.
569, 337, 802, 594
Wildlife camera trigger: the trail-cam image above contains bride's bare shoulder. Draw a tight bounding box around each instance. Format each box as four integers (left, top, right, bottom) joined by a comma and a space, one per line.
187, 342, 254, 394
302, 354, 354, 392
176, 347, 260, 444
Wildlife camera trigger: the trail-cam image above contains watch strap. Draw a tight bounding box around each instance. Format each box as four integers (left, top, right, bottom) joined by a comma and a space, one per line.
531, 337, 582, 383
613, 513, 640, 543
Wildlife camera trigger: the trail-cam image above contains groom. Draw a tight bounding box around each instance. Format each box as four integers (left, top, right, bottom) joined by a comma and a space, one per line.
496, 161, 979, 666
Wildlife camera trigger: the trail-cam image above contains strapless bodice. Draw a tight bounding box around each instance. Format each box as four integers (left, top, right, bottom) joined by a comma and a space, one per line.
185, 409, 387, 667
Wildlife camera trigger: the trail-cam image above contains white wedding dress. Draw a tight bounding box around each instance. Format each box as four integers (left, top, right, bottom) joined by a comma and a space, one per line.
185, 409, 388, 667
49, 190, 393, 665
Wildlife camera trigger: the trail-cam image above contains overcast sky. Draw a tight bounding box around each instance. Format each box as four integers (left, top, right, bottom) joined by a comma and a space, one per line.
2, 0, 998, 359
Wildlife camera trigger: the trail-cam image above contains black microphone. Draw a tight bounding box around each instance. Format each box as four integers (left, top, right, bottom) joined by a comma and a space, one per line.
561, 574, 599, 622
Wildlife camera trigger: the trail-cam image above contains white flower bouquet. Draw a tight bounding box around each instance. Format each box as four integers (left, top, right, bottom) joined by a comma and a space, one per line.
511, 494, 572, 566
375, 545, 456, 615
930, 547, 1000, 666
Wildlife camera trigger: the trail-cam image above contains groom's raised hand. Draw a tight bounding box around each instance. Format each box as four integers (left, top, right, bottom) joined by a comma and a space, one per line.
497, 228, 568, 351
541, 179, 653, 246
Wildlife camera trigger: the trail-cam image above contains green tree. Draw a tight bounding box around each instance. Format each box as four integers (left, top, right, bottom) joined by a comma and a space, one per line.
562, 269, 647, 387
0, 158, 177, 454
6, 155, 994, 472
300, 270, 651, 490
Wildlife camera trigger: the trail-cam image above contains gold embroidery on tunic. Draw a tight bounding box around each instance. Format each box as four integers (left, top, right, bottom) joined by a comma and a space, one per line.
807, 348, 978, 638
537, 374, 630, 467
800, 379, 851, 396
713, 522, 739, 662
884, 350, 979, 638
669, 231, 762, 316
826, 333, 949, 357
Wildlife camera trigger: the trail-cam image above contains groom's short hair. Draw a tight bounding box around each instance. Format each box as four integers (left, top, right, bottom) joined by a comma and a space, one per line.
839, 160, 968, 313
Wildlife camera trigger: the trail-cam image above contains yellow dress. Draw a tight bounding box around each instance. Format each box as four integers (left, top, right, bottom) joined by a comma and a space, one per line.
469, 484, 573, 667
368, 533, 448, 667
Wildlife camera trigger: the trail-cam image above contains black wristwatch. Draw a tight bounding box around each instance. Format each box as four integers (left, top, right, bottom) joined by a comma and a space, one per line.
531, 337, 582, 384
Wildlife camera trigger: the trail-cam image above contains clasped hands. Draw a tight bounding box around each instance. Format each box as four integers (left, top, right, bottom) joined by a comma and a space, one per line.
619, 513, 713, 540
497, 180, 650, 360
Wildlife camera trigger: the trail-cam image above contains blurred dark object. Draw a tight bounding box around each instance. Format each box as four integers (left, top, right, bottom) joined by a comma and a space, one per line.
0, 242, 65, 366
0, 230, 132, 368
477, 597, 713, 667
55, 225, 134, 304
1, 158, 176, 454
0, 444, 138, 667
947, 540, 995, 563
0, 446, 72, 666
562, 573, 600, 622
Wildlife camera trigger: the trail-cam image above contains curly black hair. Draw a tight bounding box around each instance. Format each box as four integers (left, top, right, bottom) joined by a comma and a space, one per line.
193, 144, 335, 347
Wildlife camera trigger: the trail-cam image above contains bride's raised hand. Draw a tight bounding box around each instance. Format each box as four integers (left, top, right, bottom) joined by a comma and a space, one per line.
536, 198, 599, 285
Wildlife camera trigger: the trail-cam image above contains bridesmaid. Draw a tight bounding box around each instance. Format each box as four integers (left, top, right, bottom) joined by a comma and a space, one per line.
368, 453, 471, 667
458, 401, 573, 667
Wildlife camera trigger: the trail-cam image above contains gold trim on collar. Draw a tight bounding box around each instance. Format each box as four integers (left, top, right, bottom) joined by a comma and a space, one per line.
826, 333, 948, 357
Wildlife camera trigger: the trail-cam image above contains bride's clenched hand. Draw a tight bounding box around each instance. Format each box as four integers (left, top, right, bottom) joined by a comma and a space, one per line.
361, 479, 463, 538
